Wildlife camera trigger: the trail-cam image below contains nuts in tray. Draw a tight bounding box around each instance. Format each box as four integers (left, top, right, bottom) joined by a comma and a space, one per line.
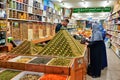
20, 74, 41, 80
16, 57, 32, 63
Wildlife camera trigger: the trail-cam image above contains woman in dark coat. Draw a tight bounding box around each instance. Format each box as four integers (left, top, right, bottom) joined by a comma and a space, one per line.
87, 22, 104, 78
99, 23, 108, 69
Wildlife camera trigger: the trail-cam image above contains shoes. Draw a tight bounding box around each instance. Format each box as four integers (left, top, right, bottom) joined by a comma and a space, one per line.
101, 66, 108, 70
92, 75, 100, 78
87, 72, 93, 76
87, 72, 101, 78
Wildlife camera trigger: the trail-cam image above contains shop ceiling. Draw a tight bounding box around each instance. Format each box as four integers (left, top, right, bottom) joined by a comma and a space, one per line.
51, 0, 115, 20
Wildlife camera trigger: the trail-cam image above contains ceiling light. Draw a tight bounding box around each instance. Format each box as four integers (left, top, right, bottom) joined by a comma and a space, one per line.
103, 0, 111, 7
83, 1, 88, 8
58, 0, 62, 2
89, 13, 93, 16
107, 0, 109, 3
61, 2, 72, 8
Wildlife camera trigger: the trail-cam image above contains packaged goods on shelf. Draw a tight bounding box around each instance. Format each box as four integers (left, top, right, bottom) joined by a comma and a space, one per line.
0, 70, 21, 80
0, 10, 6, 18
38, 30, 86, 58
0, 20, 7, 29
39, 29, 44, 38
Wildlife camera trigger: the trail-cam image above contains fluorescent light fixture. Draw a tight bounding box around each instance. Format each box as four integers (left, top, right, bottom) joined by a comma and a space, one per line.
83, 1, 88, 8
89, 13, 93, 16
103, 0, 111, 7
61, 2, 72, 8
57, 0, 62, 2
107, 0, 109, 3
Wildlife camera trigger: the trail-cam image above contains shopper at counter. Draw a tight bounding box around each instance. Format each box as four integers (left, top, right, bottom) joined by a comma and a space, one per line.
55, 19, 69, 33
87, 21, 103, 78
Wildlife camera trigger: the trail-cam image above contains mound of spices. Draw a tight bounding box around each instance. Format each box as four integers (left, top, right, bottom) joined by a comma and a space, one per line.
48, 58, 71, 66
40, 74, 67, 80
29, 57, 52, 64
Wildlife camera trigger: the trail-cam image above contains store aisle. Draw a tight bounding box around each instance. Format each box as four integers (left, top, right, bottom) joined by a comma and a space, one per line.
87, 48, 120, 80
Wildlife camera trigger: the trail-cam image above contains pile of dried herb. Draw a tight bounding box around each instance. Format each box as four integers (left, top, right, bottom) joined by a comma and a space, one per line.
29, 57, 52, 64
0, 70, 21, 80
48, 58, 71, 66
9, 40, 43, 55
38, 30, 85, 57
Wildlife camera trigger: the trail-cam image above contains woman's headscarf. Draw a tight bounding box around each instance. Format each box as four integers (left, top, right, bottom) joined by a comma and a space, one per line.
90, 22, 103, 41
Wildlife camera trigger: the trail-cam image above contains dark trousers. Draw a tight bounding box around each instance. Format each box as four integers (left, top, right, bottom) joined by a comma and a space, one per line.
88, 41, 103, 76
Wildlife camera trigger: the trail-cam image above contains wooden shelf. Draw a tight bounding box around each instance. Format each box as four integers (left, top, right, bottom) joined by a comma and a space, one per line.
32, 36, 53, 44
8, 18, 44, 23
107, 29, 120, 32
111, 10, 120, 16
8, 8, 27, 13
0, 18, 6, 20
111, 43, 120, 59
111, 35, 120, 39
115, 23, 120, 25
8, 18, 28, 21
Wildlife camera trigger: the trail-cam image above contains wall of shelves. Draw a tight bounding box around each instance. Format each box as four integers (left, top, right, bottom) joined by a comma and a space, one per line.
0, 0, 7, 31
0, 0, 62, 43
107, 0, 120, 58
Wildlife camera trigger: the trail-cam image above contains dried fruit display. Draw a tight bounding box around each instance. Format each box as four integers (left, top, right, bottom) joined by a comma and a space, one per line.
29, 57, 52, 64
40, 74, 67, 80
48, 58, 71, 66
0, 70, 21, 80
0, 54, 17, 61
38, 30, 86, 57
9, 40, 43, 55
16, 57, 32, 63
20, 74, 41, 80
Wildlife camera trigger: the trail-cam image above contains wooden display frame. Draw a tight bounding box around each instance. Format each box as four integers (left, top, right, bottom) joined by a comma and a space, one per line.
0, 47, 88, 80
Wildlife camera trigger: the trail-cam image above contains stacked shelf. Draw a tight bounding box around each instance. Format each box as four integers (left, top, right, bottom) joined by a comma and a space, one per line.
0, 0, 7, 31
0, 0, 62, 43
7, 0, 61, 23
107, 0, 120, 58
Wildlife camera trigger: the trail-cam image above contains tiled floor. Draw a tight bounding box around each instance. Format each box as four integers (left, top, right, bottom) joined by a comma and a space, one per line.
87, 48, 120, 80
